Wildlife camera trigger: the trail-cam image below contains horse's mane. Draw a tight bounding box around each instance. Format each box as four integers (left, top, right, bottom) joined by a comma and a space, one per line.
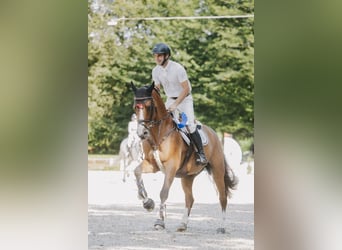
151, 88, 168, 115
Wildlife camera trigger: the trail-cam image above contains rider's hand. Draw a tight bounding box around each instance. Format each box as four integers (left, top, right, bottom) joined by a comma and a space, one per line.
167, 103, 177, 112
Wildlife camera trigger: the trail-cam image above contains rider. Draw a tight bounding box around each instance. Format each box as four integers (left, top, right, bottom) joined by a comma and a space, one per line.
151, 42, 208, 166
127, 113, 139, 150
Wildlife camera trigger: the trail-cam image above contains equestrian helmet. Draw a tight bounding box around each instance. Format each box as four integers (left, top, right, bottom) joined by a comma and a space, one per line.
152, 43, 171, 56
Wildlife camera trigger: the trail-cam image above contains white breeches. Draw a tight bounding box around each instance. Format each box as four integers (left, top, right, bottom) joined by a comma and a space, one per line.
165, 95, 196, 133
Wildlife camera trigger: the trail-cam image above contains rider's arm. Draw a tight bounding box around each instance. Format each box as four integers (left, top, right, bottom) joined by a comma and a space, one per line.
168, 80, 190, 112
176, 80, 190, 104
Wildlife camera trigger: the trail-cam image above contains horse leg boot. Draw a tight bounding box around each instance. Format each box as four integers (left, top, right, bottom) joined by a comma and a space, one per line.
190, 129, 208, 166
134, 166, 155, 212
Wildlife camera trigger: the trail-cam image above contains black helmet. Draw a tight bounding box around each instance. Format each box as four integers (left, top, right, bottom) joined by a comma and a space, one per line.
152, 43, 171, 56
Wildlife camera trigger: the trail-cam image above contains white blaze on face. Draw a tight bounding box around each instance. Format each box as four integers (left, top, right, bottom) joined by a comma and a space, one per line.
136, 108, 145, 137
137, 108, 144, 121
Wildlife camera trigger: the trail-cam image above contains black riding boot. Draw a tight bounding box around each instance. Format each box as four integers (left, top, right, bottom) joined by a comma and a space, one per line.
190, 129, 208, 166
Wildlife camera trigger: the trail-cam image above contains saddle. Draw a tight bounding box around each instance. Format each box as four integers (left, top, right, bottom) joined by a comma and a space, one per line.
172, 113, 208, 176
172, 113, 208, 146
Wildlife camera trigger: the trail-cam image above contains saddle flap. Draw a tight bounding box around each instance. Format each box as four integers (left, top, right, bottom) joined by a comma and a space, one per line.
178, 126, 208, 146
172, 112, 208, 146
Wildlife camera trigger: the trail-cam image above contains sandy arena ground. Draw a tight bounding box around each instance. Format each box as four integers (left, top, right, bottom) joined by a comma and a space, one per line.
88, 162, 254, 250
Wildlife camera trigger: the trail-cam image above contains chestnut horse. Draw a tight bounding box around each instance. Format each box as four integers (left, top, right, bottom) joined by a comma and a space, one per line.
131, 81, 238, 233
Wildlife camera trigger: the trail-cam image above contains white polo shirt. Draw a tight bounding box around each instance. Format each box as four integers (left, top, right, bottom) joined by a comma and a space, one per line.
152, 60, 192, 97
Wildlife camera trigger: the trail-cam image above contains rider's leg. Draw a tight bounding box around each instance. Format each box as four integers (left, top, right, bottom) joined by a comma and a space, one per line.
189, 128, 208, 165
127, 135, 133, 149
173, 97, 208, 166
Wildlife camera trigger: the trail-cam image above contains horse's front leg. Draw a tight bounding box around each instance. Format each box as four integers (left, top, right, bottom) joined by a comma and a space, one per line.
134, 160, 155, 212
154, 169, 176, 230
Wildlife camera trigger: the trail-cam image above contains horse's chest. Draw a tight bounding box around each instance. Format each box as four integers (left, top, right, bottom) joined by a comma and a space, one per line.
151, 150, 165, 173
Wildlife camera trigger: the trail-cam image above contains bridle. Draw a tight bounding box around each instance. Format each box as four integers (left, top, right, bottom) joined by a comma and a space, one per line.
134, 95, 175, 150
134, 96, 155, 127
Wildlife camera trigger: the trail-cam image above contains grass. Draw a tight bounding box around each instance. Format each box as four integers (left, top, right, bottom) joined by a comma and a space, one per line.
88, 154, 120, 171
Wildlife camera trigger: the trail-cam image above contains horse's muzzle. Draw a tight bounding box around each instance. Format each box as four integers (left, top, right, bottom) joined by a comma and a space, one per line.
137, 124, 149, 139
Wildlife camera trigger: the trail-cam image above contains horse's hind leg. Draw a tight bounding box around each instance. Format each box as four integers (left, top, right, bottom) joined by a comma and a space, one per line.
134, 161, 155, 212
120, 158, 126, 182
122, 158, 128, 182
177, 175, 195, 232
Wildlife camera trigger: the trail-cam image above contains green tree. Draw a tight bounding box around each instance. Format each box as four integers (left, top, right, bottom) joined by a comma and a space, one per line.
88, 0, 254, 153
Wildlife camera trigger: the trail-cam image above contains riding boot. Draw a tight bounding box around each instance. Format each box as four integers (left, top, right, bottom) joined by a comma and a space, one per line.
190, 129, 208, 166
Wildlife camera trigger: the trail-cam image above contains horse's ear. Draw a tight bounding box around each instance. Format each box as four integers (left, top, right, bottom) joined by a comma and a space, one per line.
153, 81, 161, 95
146, 81, 154, 95
130, 81, 137, 94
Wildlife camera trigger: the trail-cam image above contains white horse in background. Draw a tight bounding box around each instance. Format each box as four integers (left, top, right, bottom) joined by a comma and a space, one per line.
119, 137, 143, 182
223, 135, 242, 171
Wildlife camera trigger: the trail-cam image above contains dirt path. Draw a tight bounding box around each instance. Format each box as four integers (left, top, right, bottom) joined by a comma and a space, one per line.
88, 165, 254, 250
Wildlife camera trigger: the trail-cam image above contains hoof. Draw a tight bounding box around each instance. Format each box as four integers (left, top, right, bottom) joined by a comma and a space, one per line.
154, 219, 165, 230
176, 223, 187, 232
216, 227, 226, 234
143, 198, 155, 212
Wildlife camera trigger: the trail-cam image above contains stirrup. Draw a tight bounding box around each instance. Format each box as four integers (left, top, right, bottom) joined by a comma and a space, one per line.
196, 153, 208, 165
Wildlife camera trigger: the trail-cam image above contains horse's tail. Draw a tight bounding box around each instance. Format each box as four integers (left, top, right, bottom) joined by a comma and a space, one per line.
224, 158, 239, 198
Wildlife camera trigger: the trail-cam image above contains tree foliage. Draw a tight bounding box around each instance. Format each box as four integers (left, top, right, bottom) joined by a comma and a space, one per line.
88, 0, 254, 154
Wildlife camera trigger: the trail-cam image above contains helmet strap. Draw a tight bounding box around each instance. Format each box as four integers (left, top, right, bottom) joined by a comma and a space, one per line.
161, 54, 170, 66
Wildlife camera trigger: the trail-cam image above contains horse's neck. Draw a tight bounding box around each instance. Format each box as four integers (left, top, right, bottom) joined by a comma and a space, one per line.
151, 92, 174, 131
152, 91, 169, 120
154, 107, 173, 128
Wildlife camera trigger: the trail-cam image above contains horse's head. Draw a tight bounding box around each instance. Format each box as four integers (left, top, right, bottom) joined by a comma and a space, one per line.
131, 81, 154, 100
131, 81, 155, 139
131, 81, 169, 139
